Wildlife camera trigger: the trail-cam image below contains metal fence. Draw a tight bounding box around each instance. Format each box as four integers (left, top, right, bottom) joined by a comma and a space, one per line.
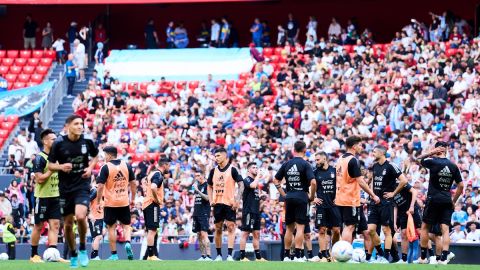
39, 64, 67, 128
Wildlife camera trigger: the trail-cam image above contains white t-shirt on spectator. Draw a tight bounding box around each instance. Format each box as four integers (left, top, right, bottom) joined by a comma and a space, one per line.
107, 129, 121, 144
211, 23, 220, 42
263, 64, 274, 77
328, 23, 341, 37
450, 230, 466, 243
52, 39, 65, 52
147, 83, 160, 96
466, 230, 480, 242
24, 140, 39, 159
323, 138, 340, 154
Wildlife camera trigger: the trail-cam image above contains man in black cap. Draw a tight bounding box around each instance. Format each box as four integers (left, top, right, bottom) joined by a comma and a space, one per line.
414, 141, 464, 264
207, 147, 244, 261
95, 146, 136, 260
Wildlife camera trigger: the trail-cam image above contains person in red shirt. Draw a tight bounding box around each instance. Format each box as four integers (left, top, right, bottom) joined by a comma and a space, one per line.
94, 24, 107, 45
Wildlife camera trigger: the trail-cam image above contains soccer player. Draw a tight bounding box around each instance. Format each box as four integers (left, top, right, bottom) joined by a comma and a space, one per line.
312, 152, 340, 262
89, 181, 104, 260
273, 140, 316, 262
48, 115, 99, 268
367, 145, 408, 263
335, 136, 379, 244
207, 147, 244, 261
389, 182, 420, 263
30, 129, 65, 263
239, 162, 267, 262
192, 170, 212, 261
415, 141, 463, 265
142, 157, 169, 261
95, 146, 137, 260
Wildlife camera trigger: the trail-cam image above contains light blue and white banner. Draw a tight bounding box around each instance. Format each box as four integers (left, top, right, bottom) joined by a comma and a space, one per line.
0, 81, 54, 116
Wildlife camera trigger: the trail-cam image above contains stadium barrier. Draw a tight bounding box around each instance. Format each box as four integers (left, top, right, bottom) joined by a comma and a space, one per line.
0, 242, 479, 263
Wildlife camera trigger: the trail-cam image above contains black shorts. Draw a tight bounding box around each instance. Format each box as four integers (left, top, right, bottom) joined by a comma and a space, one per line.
315, 206, 342, 228
429, 224, 442, 236
192, 216, 210, 233
357, 206, 368, 234
338, 205, 360, 226
285, 197, 309, 225
34, 197, 62, 224
143, 203, 160, 230
368, 202, 393, 226
89, 219, 104, 238
104, 206, 131, 226
397, 208, 422, 230
422, 201, 453, 226
59, 190, 90, 217
241, 212, 261, 232
213, 204, 236, 223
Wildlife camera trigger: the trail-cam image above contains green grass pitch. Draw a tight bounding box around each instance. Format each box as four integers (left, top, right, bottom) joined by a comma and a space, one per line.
0, 261, 478, 270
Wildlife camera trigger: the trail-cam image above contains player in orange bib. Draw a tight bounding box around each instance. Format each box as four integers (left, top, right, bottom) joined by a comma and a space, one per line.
335, 136, 380, 243
142, 157, 169, 261
207, 147, 244, 261
95, 146, 137, 260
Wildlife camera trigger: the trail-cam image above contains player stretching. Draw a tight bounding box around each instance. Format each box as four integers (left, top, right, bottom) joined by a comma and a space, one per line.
48, 115, 99, 268
207, 147, 244, 261
192, 170, 212, 261
239, 162, 267, 262
367, 145, 408, 263
415, 142, 463, 264
273, 141, 316, 262
30, 129, 66, 263
312, 152, 341, 262
95, 146, 137, 260
143, 158, 169, 261
335, 136, 379, 244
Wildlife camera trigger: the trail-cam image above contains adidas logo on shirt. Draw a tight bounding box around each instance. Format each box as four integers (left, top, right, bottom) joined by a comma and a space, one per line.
438, 166, 452, 177
287, 164, 299, 175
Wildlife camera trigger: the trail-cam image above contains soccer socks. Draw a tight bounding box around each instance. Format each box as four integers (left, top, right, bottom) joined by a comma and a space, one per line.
79, 242, 86, 251
294, 248, 301, 259
300, 249, 304, 258
284, 249, 290, 259
147, 246, 154, 257
366, 253, 372, 261
375, 245, 384, 257
384, 249, 390, 259
441, 250, 449, 261
216, 248, 222, 257
420, 247, 428, 260
228, 248, 233, 256
255, 250, 261, 260
112, 251, 117, 255
91, 250, 98, 258
70, 249, 78, 258
428, 248, 435, 257
31, 245, 38, 257
402, 253, 407, 262
240, 250, 246, 259
307, 250, 313, 259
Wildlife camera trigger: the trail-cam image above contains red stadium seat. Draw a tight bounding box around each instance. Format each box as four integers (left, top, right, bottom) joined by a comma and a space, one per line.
9, 66, 22, 74
39, 58, 53, 66
235, 79, 246, 89
35, 66, 49, 75
270, 55, 279, 63
44, 50, 56, 59
28, 58, 40, 66
1, 58, 14, 66
239, 72, 250, 80
0, 115, 4, 122
22, 66, 35, 74
5, 74, 17, 82
19, 50, 32, 58
1, 122, 14, 131
26, 82, 38, 87
176, 81, 186, 90
0, 50, 6, 58
14, 58, 27, 67
343, 45, 353, 53
13, 82, 26, 89
226, 80, 235, 89
274, 47, 283, 55
188, 81, 199, 90
30, 74, 44, 83
138, 82, 149, 91
32, 50, 44, 58
0, 130, 9, 139
6, 50, 19, 58
126, 82, 137, 91
263, 47, 273, 57
17, 74, 30, 83
0, 66, 9, 74
6, 115, 19, 123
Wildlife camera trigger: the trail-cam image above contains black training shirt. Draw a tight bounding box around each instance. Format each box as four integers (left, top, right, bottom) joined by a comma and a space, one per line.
314, 165, 336, 208
275, 157, 315, 201
371, 160, 402, 202
242, 176, 260, 214
193, 182, 210, 217
421, 157, 462, 204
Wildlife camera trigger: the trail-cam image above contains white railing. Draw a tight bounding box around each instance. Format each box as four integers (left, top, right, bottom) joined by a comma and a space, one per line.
39, 65, 67, 127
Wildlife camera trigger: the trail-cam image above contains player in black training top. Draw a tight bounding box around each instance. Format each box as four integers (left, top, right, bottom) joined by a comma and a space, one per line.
414, 141, 463, 265
367, 145, 408, 262
239, 162, 267, 262
274, 140, 316, 262
48, 115, 99, 268
312, 152, 340, 262
192, 169, 212, 261
388, 183, 420, 263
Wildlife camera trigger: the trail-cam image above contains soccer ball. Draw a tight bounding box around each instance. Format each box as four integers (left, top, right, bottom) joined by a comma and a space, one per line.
43, 247, 61, 262
0, 253, 8, 260
332, 240, 353, 262
351, 248, 366, 263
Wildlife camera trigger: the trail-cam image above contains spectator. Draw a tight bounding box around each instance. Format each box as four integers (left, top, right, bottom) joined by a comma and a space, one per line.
0, 75, 7, 92
73, 39, 86, 81
166, 21, 176, 48
285, 13, 299, 44
0, 192, 12, 218
450, 222, 466, 243
250, 18, 263, 47
306, 16, 318, 41
220, 17, 230, 47
41, 22, 53, 52
94, 42, 104, 71
28, 112, 41, 134
452, 203, 469, 230
261, 21, 271, 47
144, 18, 159, 49
52, 37, 66, 64
328, 17, 342, 38
196, 21, 210, 47
210, 19, 220, 47
65, 54, 77, 97
94, 23, 108, 47
277, 25, 286, 46
466, 223, 480, 242
174, 23, 189, 49
66, 21, 78, 53
23, 14, 38, 49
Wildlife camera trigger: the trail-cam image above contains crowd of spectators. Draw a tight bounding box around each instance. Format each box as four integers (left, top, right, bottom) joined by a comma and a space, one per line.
2, 11, 480, 247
